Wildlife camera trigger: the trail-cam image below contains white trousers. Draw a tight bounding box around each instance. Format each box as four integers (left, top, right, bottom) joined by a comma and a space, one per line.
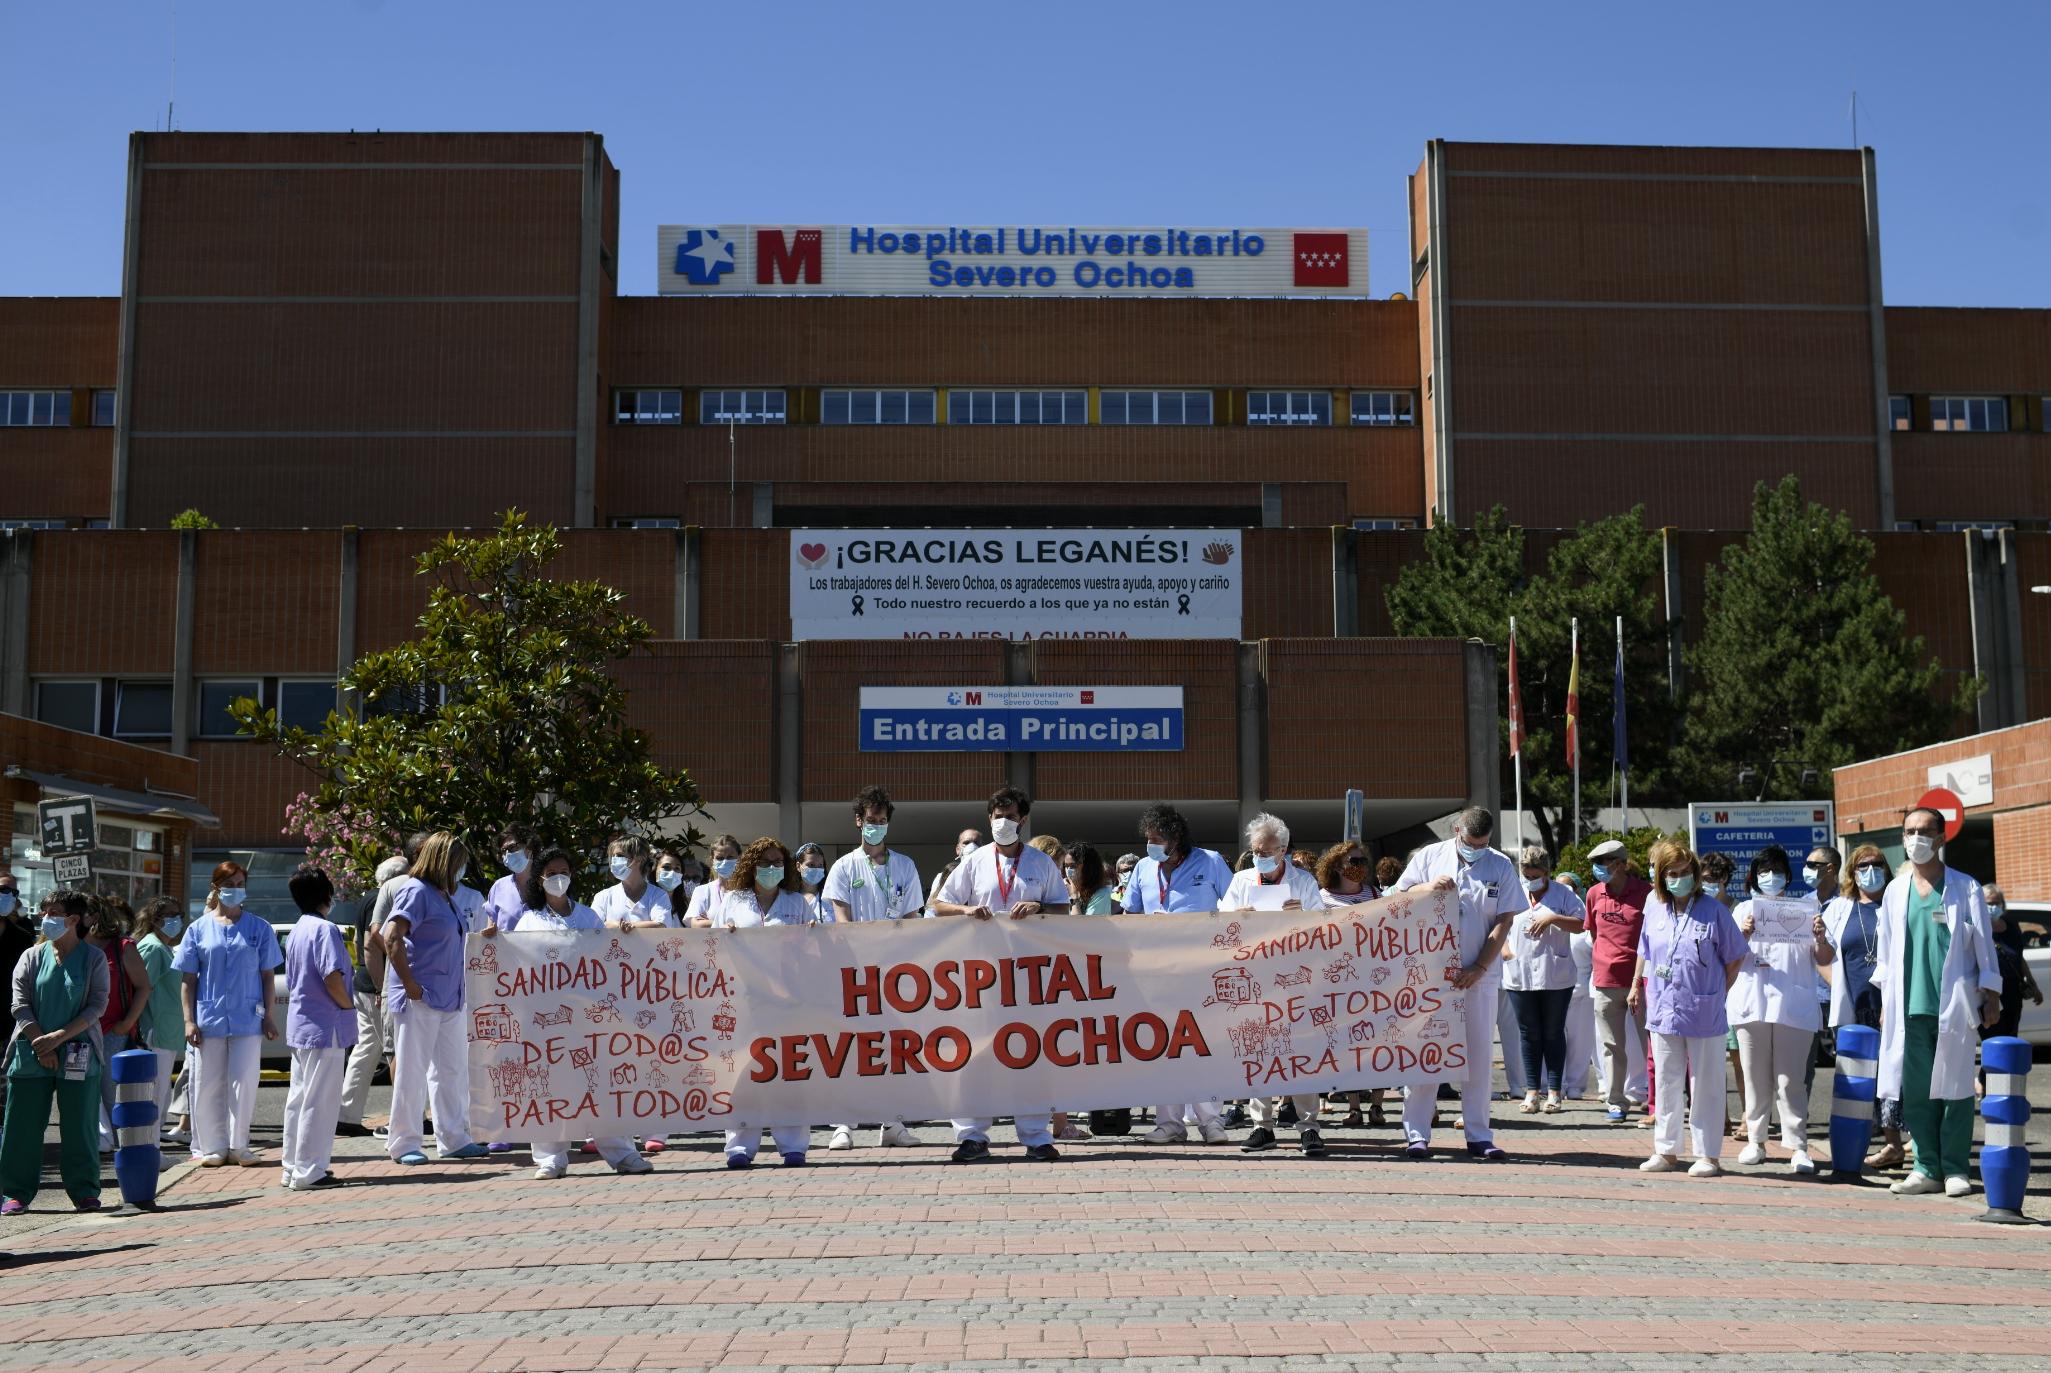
282, 1045, 347, 1187
1563, 991, 1597, 1098
1650, 1033, 1726, 1160
725, 1125, 815, 1159
1154, 1098, 1223, 1133
1247, 1094, 1317, 1129
1592, 985, 1649, 1106
337, 990, 389, 1126
150, 1047, 177, 1143
188, 1033, 262, 1159
952, 1115, 1053, 1148
534, 1136, 641, 1170
1733, 1019, 1813, 1149
386, 1003, 474, 1159
1496, 986, 1525, 1101
1401, 981, 1498, 1146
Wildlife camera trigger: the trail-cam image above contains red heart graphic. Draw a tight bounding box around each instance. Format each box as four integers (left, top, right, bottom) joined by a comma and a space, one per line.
798, 543, 827, 564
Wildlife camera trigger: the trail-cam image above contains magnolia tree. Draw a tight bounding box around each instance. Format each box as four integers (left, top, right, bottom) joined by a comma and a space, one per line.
234, 511, 704, 897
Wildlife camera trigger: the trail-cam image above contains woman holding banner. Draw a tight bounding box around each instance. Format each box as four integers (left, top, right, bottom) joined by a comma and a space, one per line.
486, 848, 654, 1180
1727, 845, 1832, 1175
1630, 840, 1747, 1177
682, 835, 744, 927
713, 838, 816, 1166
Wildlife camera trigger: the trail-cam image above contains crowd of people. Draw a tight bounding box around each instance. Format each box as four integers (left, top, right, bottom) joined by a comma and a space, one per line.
1, 791, 2034, 1210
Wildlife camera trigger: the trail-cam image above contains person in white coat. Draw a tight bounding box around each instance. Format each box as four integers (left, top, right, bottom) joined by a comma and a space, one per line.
1127, 803, 1235, 1146
1222, 813, 1330, 1156
487, 848, 654, 1180
1564, 924, 1598, 1098
822, 785, 924, 1150
1505, 845, 1585, 1116
681, 835, 743, 927
1391, 807, 1519, 1161
1822, 845, 1907, 1168
711, 837, 818, 1167
1726, 845, 1832, 1174
1876, 807, 2003, 1198
594, 835, 676, 929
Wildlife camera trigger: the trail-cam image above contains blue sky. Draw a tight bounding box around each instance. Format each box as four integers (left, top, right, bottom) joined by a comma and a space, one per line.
3, 0, 2045, 305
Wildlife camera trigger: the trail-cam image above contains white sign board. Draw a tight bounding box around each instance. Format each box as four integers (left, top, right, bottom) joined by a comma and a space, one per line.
658, 224, 1368, 297
1927, 754, 1993, 810
859, 686, 1183, 752
789, 529, 1243, 640
1747, 897, 1817, 947
52, 853, 91, 888
1689, 802, 1837, 899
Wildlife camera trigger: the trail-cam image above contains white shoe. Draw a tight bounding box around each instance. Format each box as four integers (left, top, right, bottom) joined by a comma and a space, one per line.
1199, 1120, 1228, 1145
534, 1163, 566, 1180
1141, 1125, 1187, 1144
1891, 1172, 1943, 1194
1639, 1154, 1679, 1173
196, 1152, 228, 1168
1789, 1150, 1816, 1175
1687, 1157, 1722, 1177
1944, 1174, 1973, 1198
1737, 1143, 1766, 1166
613, 1154, 654, 1175
164, 1124, 189, 1144
828, 1127, 854, 1151
878, 1124, 917, 1147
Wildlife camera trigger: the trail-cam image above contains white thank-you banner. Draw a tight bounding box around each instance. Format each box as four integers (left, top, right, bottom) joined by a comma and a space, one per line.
787, 529, 1244, 640
464, 890, 1466, 1137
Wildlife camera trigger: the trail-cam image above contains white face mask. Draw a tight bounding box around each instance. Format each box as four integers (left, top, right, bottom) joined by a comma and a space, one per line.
1902, 833, 1937, 865
990, 817, 1021, 846
1756, 872, 1788, 897
543, 873, 573, 899
503, 850, 530, 876
610, 856, 632, 881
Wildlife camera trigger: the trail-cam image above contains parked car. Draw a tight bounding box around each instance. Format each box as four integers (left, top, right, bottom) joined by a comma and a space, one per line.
2001, 902, 2050, 1053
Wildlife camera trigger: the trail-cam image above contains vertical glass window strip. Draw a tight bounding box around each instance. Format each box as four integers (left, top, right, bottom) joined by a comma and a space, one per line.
92, 390, 116, 426
1888, 395, 1911, 431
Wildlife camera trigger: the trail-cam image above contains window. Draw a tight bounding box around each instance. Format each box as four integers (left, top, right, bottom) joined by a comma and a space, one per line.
1349, 391, 1416, 426
1351, 517, 1418, 531
197, 679, 261, 739
1100, 390, 1213, 425
34, 680, 98, 734
822, 389, 935, 425
613, 389, 683, 425
112, 681, 173, 739
365, 680, 444, 719
1247, 391, 1332, 425
91, 390, 116, 426
1933, 520, 2014, 533
1, 391, 71, 427
947, 390, 1087, 425
1930, 396, 2007, 432
277, 680, 338, 733
610, 517, 681, 530
1888, 395, 1911, 431
1, 519, 64, 530
699, 389, 786, 424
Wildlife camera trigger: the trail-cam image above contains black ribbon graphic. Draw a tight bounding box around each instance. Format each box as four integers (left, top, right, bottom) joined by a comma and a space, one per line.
1177, 593, 1191, 615
851, 594, 865, 616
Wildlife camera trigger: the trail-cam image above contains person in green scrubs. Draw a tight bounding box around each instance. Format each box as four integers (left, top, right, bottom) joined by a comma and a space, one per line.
2, 891, 109, 1213
132, 896, 188, 1148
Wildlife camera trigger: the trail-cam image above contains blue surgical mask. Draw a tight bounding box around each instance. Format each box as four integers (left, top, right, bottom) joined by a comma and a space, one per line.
713, 858, 737, 879
453, 864, 466, 886
1591, 861, 1611, 884
1146, 843, 1168, 863
861, 823, 889, 846
609, 856, 632, 881
1756, 872, 1788, 897
802, 866, 825, 886
216, 887, 246, 908
1523, 876, 1546, 894
161, 917, 184, 939
1455, 841, 1481, 863
503, 850, 530, 876
1855, 865, 1885, 894
1664, 875, 1696, 898
1254, 853, 1281, 876
756, 866, 785, 888
655, 869, 683, 892
40, 915, 68, 940
0, 893, 15, 917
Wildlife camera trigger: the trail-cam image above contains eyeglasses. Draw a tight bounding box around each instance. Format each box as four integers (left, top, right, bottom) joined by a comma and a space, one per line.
1344, 856, 1367, 867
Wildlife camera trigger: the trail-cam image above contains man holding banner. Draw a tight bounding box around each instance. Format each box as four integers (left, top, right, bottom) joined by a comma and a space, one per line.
931, 788, 1070, 1162
1221, 813, 1329, 1156
1392, 808, 1517, 1160
1123, 803, 1234, 1146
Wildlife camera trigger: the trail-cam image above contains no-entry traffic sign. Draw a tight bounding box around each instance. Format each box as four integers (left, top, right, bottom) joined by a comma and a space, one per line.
1915, 787, 1966, 842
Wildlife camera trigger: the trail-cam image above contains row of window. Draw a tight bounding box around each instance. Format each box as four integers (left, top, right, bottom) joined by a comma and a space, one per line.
1889, 394, 2046, 433
616, 388, 1416, 428
1, 390, 116, 427
35, 677, 338, 741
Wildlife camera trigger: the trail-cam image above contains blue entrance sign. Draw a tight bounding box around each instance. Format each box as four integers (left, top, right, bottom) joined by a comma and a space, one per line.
859, 686, 1183, 752
1688, 801, 1837, 898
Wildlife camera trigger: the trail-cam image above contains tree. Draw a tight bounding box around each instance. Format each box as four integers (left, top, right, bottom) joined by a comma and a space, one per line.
1682, 477, 1979, 800
169, 509, 219, 530
232, 510, 704, 894
1386, 507, 1679, 856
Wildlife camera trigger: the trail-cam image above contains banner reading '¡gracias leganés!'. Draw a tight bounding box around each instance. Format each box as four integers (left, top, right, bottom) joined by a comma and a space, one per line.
787, 529, 1244, 641
463, 890, 1466, 1138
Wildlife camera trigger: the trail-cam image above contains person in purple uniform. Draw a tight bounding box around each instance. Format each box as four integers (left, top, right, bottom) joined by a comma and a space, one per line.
381, 832, 487, 1166
1629, 840, 1748, 1178
280, 864, 357, 1191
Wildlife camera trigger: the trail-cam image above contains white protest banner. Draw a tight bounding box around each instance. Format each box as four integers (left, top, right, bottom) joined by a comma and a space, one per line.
787, 529, 1243, 641
465, 891, 1464, 1138
1748, 897, 1817, 946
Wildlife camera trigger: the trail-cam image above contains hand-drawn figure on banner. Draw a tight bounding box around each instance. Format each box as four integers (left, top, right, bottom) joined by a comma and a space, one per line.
1212, 921, 1243, 949
649, 1065, 669, 1089
1208, 966, 1259, 1007
1442, 961, 1464, 983
472, 1002, 518, 1044
712, 1001, 737, 1039
1228, 1018, 1271, 1058
684, 1063, 715, 1087
1350, 1018, 1376, 1044
605, 938, 630, 963
468, 942, 499, 974
1323, 954, 1358, 984
543, 945, 561, 964
612, 1063, 637, 1086
585, 994, 622, 1025
523, 1064, 550, 1099
1383, 1013, 1403, 1040
671, 1007, 696, 1034
1309, 1004, 1335, 1028
1405, 962, 1428, 989
1274, 965, 1313, 989
1370, 963, 1392, 986
1421, 1016, 1450, 1038
634, 1008, 658, 1030
719, 1050, 736, 1071
533, 1004, 573, 1029
657, 937, 685, 962
487, 1057, 527, 1104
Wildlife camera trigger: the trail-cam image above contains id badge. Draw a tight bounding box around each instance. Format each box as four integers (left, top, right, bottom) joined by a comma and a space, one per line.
61, 1039, 91, 1081
1655, 964, 1673, 982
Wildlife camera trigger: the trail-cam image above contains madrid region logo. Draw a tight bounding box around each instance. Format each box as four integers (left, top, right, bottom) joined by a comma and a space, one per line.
675, 228, 736, 286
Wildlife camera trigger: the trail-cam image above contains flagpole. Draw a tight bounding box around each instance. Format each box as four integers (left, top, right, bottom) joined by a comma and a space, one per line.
1571, 617, 1581, 847
1616, 613, 1629, 827
1510, 615, 1523, 850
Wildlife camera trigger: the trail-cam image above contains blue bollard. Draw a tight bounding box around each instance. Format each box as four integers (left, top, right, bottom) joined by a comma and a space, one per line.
1829, 1024, 1880, 1179
1977, 1036, 2032, 1225
109, 1048, 162, 1210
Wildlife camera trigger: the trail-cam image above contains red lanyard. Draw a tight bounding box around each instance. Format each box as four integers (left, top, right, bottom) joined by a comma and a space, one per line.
1157, 867, 1170, 907
994, 852, 1017, 908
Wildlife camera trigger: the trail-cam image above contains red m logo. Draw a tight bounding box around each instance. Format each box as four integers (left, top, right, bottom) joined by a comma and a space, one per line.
965, 690, 982, 705
758, 228, 822, 284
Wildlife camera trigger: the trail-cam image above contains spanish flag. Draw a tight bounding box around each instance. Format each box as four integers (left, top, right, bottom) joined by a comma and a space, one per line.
1565, 619, 1580, 770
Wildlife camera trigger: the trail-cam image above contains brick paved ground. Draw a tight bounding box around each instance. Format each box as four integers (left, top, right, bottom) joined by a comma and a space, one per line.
3, 1083, 2048, 1372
